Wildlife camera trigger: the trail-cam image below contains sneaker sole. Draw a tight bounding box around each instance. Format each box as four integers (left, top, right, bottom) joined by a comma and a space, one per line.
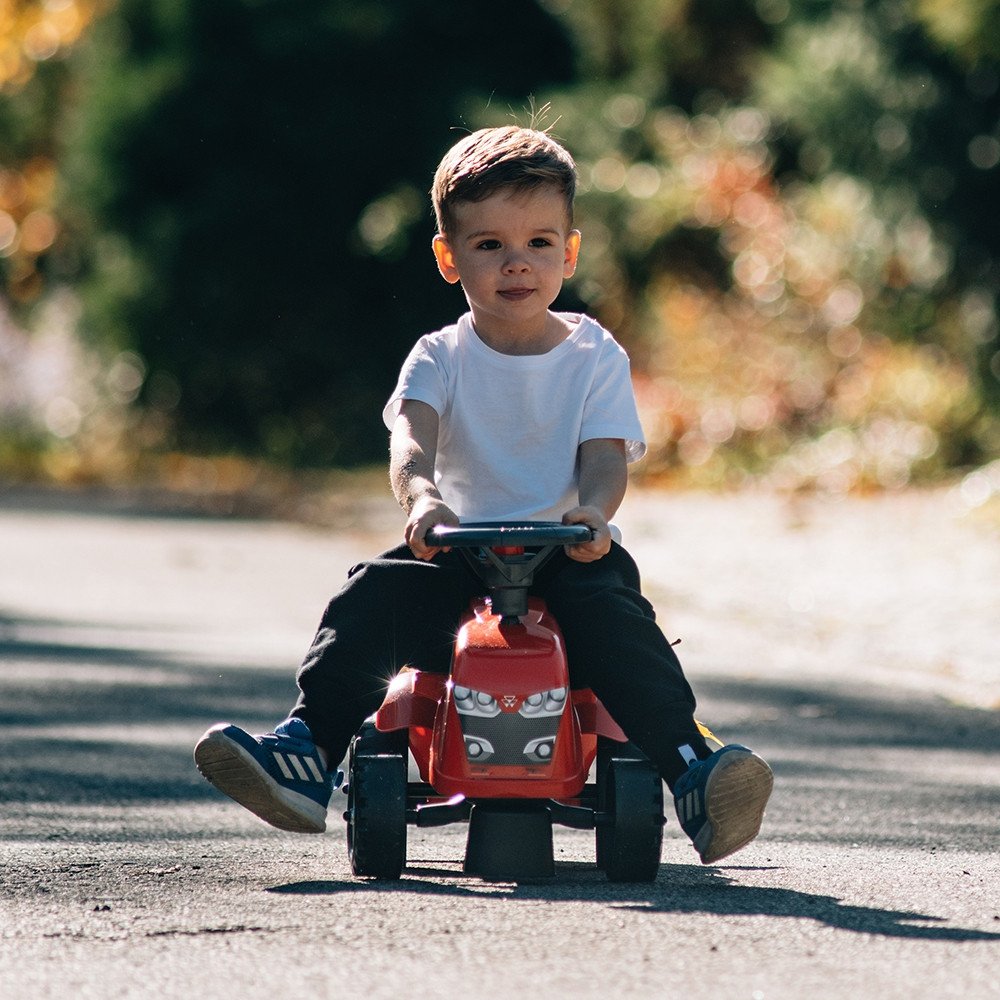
695, 750, 773, 864
194, 727, 327, 834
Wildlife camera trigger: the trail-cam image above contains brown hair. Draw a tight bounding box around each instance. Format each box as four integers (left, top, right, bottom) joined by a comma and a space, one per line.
431, 126, 577, 235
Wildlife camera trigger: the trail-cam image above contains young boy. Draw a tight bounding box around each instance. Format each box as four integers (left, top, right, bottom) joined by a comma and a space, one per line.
195, 126, 773, 866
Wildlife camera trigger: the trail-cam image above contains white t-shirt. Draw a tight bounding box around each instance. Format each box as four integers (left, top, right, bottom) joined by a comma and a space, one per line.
383, 312, 646, 525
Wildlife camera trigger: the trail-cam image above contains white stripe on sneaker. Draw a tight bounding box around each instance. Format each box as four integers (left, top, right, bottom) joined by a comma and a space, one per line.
684, 790, 701, 822
272, 752, 295, 780
304, 756, 325, 782
288, 755, 311, 781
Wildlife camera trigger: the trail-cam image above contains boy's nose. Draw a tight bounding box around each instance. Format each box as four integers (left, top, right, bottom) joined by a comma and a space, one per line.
502, 254, 530, 273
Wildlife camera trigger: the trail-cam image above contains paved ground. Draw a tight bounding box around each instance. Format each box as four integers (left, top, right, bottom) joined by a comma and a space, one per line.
0, 483, 998, 998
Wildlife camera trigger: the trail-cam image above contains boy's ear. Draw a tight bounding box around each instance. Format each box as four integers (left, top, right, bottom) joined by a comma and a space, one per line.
564, 230, 582, 279
432, 234, 461, 285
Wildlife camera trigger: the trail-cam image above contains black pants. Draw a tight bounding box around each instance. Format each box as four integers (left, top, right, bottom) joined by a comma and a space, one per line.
290, 542, 709, 788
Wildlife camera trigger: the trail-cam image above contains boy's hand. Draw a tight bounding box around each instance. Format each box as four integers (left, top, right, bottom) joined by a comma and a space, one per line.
561, 505, 612, 563
405, 495, 460, 561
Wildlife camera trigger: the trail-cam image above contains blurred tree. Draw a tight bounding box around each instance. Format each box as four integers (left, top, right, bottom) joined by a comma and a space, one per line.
1, 0, 98, 305
4, 0, 997, 491
756, 1, 1000, 413
57, 0, 574, 464
535, 0, 999, 487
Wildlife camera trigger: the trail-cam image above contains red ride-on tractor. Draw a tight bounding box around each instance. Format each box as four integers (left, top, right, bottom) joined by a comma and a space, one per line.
343, 522, 666, 882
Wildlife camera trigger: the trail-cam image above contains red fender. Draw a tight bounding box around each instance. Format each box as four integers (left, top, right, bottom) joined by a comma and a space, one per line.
375, 666, 444, 731
572, 690, 629, 742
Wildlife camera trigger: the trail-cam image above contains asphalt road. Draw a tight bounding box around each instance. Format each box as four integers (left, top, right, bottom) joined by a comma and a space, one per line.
1, 483, 998, 999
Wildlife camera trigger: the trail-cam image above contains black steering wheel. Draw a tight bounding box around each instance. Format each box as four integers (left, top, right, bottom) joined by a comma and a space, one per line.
423, 521, 595, 621
425, 521, 593, 549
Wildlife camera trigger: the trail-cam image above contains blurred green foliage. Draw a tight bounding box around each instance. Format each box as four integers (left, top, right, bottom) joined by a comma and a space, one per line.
1, 0, 998, 495
529, 0, 1000, 489
55, 0, 574, 465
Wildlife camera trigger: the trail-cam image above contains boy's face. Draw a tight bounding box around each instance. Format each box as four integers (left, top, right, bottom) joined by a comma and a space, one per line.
432, 185, 581, 347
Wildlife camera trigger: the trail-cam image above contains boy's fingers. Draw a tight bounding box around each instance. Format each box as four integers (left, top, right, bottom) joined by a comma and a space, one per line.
405, 508, 460, 560
564, 521, 611, 562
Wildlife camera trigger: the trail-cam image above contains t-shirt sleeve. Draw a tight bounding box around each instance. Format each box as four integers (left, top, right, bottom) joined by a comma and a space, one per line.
382, 336, 449, 430
580, 342, 647, 463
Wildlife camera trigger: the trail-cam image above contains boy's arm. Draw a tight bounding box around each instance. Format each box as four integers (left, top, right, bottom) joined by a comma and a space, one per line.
389, 398, 460, 559
562, 438, 628, 563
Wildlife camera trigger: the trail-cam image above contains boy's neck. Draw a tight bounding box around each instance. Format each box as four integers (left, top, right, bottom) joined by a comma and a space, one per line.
470, 310, 576, 356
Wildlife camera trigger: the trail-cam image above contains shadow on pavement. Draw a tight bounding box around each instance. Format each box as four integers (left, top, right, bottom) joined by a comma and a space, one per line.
697, 675, 1000, 753
5, 604, 1000, 945
0, 608, 295, 806
267, 863, 1000, 942
2, 607, 999, 855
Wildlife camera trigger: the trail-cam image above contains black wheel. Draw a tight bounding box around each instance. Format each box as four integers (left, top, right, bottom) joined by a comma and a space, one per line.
597, 752, 664, 883
352, 717, 408, 756
595, 738, 643, 869
346, 725, 407, 879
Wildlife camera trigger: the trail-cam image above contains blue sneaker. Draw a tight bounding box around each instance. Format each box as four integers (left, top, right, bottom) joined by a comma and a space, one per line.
194, 718, 335, 833
673, 745, 773, 864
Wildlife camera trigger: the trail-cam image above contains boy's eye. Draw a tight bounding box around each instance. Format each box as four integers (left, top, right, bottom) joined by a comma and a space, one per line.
473, 237, 554, 250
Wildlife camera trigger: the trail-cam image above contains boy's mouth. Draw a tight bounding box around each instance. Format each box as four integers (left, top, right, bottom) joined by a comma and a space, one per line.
497, 287, 534, 302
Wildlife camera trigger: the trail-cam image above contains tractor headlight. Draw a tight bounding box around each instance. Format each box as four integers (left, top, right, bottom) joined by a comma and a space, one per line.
518, 686, 567, 718
523, 736, 556, 762
463, 734, 495, 761
453, 685, 501, 718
